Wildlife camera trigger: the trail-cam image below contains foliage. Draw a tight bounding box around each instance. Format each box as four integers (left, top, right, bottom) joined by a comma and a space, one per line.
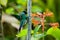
47, 27, 60, 40
5, 7, 14, 14
16, 25, 41, 37
0, 0, 8, 6
0, 0, 60, 40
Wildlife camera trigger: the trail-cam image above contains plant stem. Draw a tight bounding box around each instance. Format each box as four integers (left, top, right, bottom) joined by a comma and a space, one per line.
27, 0, 32, 40
42, 15, 45, 40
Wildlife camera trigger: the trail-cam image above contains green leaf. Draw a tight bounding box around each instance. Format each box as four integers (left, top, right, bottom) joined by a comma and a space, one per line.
16, 0, 27, 6
34, 25, 41, 36
15, 5, 24, 12
32, 6, 43, 12
34, 25, 41, 33
31, 36, 39, 40
0, 0, 8, 6
5, 7, 14, 14
16, 29, 27, 37
31, 33, 46, 40
47, 27, 60, 40
16, 29, 34, 37
35, 33, 46, 38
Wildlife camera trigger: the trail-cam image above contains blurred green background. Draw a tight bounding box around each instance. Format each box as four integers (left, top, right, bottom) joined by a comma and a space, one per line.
0, 0, 60, 40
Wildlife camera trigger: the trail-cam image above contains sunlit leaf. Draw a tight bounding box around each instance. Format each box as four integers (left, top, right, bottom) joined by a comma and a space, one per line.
47, 27, 60, 40
32, 6, 42, 12
0, 0, 8, 6
16, 29, 34, 37
16, 29, 27, 37
16, 0, 27, 6
5, 7, 14, 14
